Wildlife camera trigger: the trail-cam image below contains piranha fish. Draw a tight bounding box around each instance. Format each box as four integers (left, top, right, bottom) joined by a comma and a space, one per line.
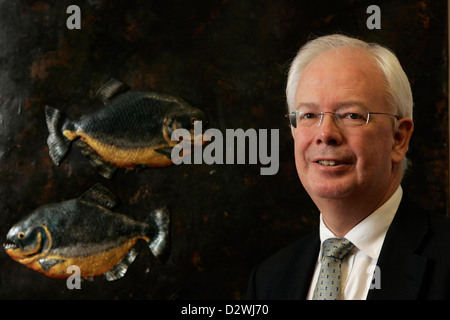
3, 183, 170, 281
45, 78, 207, 178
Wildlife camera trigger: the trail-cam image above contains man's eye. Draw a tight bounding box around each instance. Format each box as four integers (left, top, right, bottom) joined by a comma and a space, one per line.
344, 113, 364, 120
301, 113, 318, 119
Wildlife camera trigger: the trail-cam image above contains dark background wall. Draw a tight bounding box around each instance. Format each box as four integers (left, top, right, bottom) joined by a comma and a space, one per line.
0, 0, 447, 299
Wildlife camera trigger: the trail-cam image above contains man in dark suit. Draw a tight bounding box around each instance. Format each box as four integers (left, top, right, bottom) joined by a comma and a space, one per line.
247, 34, 450, 300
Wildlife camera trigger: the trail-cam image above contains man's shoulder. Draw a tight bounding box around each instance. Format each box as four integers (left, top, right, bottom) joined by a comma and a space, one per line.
247, 231, 320, 299
255, 231, 319, 275
426, 208, 450, 230
423, 208, 450, 250
392, 195, 450, 299
395, 193, 450, 258
401, 194, 450, 242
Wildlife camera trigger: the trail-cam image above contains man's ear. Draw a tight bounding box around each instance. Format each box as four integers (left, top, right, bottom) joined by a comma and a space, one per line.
392, 118, 414, 164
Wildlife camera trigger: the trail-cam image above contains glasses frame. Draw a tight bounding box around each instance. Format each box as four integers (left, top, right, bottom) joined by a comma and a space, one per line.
286, 110, 400, 128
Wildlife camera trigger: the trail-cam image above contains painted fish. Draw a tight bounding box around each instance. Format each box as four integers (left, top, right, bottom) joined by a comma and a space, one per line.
45, 79, 207, 178
3, 183, 170, 281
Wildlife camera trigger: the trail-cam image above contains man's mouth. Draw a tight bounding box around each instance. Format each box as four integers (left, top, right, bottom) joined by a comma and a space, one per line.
316, 160, 346, 167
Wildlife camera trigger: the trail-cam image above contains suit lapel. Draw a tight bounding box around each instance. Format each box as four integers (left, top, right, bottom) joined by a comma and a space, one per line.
293, 233, 320, 299
367, 196, 428, 300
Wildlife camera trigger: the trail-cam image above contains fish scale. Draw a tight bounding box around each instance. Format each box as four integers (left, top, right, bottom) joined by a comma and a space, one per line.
77, 92, 169, 146
3, 184, 170, 281
45, 79, 207, 178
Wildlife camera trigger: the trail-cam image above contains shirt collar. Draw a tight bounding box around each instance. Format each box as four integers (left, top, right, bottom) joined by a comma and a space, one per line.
319, 186, 403, 260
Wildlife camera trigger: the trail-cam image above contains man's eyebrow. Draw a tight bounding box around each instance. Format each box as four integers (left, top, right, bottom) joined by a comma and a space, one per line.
294, 101, 368, 110
335, 101, 368, 110
294, 102, 319, 110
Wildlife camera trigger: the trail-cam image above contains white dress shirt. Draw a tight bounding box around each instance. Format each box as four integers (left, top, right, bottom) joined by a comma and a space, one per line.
306, 186, 403, 300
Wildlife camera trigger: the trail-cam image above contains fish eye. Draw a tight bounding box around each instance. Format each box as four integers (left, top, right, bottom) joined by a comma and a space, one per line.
18, 232, 25, 239
191, 118, 197, 124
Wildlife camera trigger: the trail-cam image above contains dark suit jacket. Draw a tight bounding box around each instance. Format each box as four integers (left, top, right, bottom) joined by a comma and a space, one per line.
247, 195, 450, 299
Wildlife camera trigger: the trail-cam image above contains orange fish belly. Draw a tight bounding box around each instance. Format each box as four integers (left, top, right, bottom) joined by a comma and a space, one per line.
27, 238, 141, 279
63, 130, 173, 169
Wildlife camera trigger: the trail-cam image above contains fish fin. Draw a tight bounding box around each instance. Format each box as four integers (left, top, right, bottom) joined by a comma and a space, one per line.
95, 79, 128, 105
79, 183, 118, 209
146, 206, 171, 259
45, 106, 74, 166
75, 139, 117, 179
104, 247, 139, 281
38, 258, 66, 272
154, 147, 173, 159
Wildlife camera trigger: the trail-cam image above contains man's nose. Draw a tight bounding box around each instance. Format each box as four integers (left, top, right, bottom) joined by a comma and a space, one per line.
316, 113, 344, 145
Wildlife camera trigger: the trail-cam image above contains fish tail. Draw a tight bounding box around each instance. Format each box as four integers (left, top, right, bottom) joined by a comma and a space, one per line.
146, 206, 170, 258
44, 106, 74, 166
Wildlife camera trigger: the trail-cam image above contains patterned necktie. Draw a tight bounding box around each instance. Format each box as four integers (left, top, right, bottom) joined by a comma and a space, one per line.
312, 238, 355, 300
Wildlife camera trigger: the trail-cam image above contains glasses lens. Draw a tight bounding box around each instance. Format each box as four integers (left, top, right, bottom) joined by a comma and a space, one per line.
288, 110, 390, 128
339, 112, 369, 127
299, 112, 321, 127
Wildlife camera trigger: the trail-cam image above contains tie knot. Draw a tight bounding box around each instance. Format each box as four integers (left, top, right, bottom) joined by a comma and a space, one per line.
322, 238, 354, 260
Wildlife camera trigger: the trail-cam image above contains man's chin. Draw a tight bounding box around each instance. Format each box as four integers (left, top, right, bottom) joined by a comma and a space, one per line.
305, 182, 355, 201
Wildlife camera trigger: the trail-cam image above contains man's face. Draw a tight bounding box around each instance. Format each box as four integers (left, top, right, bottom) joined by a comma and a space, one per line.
292, 47, 409, 206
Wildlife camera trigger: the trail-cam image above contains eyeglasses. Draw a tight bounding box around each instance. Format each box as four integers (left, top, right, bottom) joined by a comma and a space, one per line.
286, 110, 400, 128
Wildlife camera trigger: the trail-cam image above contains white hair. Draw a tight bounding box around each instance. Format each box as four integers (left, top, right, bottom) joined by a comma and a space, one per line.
286, 34, 414, 174
286, 34, 413, 117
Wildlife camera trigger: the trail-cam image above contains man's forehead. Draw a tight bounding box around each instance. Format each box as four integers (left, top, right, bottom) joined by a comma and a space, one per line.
295, 47, 385, 106
301, 47, 380, 80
